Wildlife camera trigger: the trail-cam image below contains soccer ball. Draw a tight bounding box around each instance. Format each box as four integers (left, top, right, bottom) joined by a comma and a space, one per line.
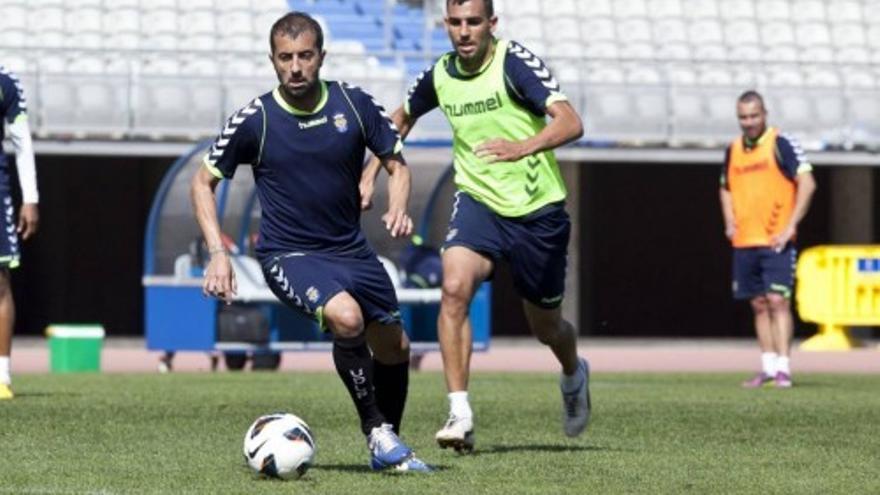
243, 413, 316, 480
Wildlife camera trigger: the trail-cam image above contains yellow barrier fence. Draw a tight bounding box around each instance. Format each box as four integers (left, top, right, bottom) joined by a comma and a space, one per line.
796, 245, 880, 351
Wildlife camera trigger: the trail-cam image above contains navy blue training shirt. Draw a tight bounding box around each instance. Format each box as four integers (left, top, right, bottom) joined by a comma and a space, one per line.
204, 80, 403, 259
0, 66, 28, 190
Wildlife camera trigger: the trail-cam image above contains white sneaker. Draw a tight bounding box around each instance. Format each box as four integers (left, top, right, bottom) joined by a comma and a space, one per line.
435, 414, 475, 453
561, 357, 591, 437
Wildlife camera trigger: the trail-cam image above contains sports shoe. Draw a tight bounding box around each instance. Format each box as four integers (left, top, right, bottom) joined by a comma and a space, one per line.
741, 372, 773, 389
435, 414, 475, 453
368, 423, 431, 472
0, 383, 13, 400
774, 371, 793, 389
561, 357, 591, 438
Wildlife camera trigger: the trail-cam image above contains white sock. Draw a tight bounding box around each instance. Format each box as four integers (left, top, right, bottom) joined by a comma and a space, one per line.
448, 391, 472, 419
0, 356, 10, 385
776, 356, 791, 374
761, 352, 778, 375
561, 360, 584, 393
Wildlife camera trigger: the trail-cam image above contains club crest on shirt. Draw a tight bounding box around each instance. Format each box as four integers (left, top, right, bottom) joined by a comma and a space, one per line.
333, 113, 348, 133
306, 286, 320, 303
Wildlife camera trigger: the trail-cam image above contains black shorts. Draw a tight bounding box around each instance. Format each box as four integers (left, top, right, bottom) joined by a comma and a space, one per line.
732, 244, 796, 300
261, 249, 401, 330
443, 191, 570, 309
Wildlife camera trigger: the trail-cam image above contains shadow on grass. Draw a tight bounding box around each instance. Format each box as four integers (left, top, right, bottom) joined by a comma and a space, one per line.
475, 444, 616, 455
5, 391, 78, 399
312, 463, 452, 473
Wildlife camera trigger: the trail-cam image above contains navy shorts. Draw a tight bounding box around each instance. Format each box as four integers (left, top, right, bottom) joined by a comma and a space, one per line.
443, 191, 570, 309
732, 244, 797, 300
261, 248, 401, 330
0, 193, 20, 269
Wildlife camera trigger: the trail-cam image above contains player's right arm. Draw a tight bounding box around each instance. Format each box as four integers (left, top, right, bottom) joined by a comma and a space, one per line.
190, 99, 262, 302
360, 67, 438, 210
719, 146, 736, 241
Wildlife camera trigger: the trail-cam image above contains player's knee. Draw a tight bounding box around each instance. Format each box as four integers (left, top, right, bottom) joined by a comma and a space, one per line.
441, 275, 472, 308
750, 296, 770, 313
327, 306, 364, 338
766, 294, 790, 312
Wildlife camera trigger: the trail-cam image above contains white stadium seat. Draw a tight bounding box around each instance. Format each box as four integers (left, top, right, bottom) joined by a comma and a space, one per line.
718, 0, 755, 20
581, 0, 613, 18
795, 22, 831, 48
826, 0, 863, 23
681, 0, 719, 19
790, 0, 826, 23
582, 18, 616, 43
760, 21, 795, 46
652, 18, 687, 44
617, 18, 653, 43
647, 0, 683, 19
760, 0, 791, 21
613, 0, 649, 18
724, 20, 759, 46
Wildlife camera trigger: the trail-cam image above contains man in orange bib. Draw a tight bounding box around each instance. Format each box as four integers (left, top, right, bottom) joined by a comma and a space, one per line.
719, 90, 816, 389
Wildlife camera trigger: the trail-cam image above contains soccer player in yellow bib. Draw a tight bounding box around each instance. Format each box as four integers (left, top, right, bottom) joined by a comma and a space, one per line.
720, 91, 816, 389
362, 0, 589, 452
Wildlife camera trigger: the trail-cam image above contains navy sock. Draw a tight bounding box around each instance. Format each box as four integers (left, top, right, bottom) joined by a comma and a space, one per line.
373, 360, 409, 434
332, 334, 385, 436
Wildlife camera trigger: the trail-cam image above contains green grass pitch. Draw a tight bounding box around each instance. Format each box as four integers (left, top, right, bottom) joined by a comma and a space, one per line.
1, 372, 878, 494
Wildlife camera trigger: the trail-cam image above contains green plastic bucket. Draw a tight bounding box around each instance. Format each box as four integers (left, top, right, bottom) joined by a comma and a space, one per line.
46, 325, 105, 373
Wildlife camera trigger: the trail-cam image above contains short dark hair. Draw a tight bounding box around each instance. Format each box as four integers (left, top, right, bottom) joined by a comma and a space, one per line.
737, 90, 766, 111
270, 12, 324, 53
447, 0, 494, 18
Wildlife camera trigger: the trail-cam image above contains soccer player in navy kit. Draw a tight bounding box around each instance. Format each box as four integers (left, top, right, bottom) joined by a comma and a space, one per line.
190, 13, 430, 472
0, 65, 39, 400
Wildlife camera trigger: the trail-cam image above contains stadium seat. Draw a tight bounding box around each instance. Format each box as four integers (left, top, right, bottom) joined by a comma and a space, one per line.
693, 44, 727, 62
612, 0, 649, 18
718, 0, 755, 20
655, 42, 692, 61
646, 0, 683, 19
544, 18, 581, 42
502, 0, 541, 17
681, 0, 719, 19
546, 41, 584, 58
582, 18, 616, 43
581, 0, 613, 18
760, 0, 791, 21
803, 66, 841, 87
620, 42, 656, 60
760, 21, 795, 46
826, 0, 863, 23
688, 19, 724, 45
796, 22, 831, 47
547, 0, 580, 17
790, 0, 826, 23
767, 69, 805, 87
653, 18, 687, 45
29, 7, 65, 47
583, 42, 620, 60
617, 19, 653, 44
724, 20, 759, 46
727, 43, 762, 62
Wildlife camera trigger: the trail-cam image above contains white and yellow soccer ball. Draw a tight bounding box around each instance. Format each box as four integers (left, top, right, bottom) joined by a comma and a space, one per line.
243, 413, 316, 480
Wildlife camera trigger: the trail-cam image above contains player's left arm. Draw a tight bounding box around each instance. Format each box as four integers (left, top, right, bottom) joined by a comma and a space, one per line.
379, 153, 413, 238
475, 43, 583, 163
356, 87, 414, 238
771, 134, 817, 251
2, 73, 39, 240
476, 101, 583, 163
